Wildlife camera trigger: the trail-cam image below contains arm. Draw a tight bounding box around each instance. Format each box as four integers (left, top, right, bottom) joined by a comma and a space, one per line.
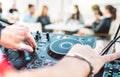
47, 16, 51, 24
5, 45, 120, 77
92, 20, 105, 33
5, 56, 90, 77
79, 14, 84, 24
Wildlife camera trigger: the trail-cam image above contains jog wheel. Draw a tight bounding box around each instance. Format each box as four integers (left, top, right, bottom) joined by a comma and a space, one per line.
48, 39, 81, 60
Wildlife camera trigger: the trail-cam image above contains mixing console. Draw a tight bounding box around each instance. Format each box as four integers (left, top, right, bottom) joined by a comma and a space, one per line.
2, 31, 120, 77
1, 32, 96, 70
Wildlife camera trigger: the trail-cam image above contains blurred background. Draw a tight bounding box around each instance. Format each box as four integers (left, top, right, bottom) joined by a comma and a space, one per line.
0, 0, 120, 22
0, 0, 120, 42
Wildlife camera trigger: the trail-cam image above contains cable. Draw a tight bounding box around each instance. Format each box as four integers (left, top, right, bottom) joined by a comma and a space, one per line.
100, 36, 120, 55
113, 24, 120, 39
0, 18, 13, 25
99, 24, 120, 55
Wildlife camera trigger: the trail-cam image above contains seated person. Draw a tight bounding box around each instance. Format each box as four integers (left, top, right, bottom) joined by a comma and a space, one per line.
7, 4, 19, 23
67, 14, 81, 26
77, 5, 116, 35
37, 5, 51, 32
21, 4, 36, 23
9, 4, 18, 13
68, 5, 84, 24
0, 3, 3, 18
85, 4, 103, 29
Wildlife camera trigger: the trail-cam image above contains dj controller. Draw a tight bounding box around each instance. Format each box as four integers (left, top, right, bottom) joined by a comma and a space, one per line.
0, 31, 120, 77
1, 31, 96, 69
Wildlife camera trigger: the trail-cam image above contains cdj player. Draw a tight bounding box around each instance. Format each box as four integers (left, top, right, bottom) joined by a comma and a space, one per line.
1, 31, 96, 70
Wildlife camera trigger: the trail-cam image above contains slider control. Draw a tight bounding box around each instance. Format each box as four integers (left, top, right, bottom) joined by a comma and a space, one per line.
35, 31, 41, 41
24, 51, 31, 61
46, 32, 50, 41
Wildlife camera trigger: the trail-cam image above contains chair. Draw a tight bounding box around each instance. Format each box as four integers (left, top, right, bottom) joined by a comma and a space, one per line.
94, 20, 119, 40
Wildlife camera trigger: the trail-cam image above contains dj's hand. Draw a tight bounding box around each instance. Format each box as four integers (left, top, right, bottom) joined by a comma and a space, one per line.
0, 24, 37, 52
68, 44, 120, 74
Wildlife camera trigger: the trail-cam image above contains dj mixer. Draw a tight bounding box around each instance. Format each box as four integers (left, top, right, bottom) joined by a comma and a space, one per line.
1, 31, 120, 77
1, 31, 96, 70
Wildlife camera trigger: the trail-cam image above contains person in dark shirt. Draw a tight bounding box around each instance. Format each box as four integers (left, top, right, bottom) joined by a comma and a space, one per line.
37, 5, 51, 32
91, 4, 103, 27
85, 4, 103, 29
92, 5, 116, 34
77, 5, 116, 35
67, 5, 84, 24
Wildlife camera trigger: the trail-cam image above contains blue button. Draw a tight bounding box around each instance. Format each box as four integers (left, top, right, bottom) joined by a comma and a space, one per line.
26, 57, 31, 61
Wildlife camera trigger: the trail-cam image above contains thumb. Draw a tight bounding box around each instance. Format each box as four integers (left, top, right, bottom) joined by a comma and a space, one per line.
17, 43, 34, 52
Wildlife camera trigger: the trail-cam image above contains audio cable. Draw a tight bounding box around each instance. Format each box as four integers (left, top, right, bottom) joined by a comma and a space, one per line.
99, 24, 120, 55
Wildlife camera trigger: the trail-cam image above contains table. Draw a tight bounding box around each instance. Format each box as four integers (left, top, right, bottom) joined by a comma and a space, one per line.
45, 23, 84, 34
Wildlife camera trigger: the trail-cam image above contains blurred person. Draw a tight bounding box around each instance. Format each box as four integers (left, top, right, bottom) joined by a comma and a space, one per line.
21, 4, 36, 23
87, 4, 103, 28
0, 2, 2, 18
92, 4, 103, 16
9, 4, 18, 13
67, 14, 81, 26
37, 5, 51, 32
68, 5, 84, 24
7, 4, 19, 23
0, 3, 2, 14
85, 4, 103, 29
77, 5, 116, 35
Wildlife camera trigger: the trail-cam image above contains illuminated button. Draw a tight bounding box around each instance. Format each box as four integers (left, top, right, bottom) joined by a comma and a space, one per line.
56, 36, 61, 39
45, 59, 52, 63
108, 73, 112, 75
26, 57, 31, 61
118, 72, 120, 74
109, 70, 112, 72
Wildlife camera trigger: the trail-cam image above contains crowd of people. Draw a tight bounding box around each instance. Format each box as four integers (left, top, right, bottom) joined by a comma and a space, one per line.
0, 3, 52, 32
0, 3, 117, 34
77, 4, 117, 35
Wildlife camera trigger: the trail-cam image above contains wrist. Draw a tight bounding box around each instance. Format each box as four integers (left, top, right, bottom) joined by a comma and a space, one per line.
55, 57, 90, 77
